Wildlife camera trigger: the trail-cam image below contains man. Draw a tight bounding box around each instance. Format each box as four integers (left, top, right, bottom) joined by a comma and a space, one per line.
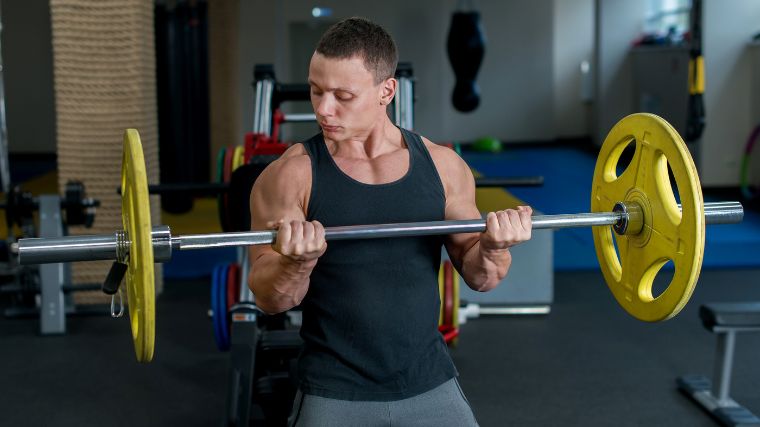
249, 17, 532, 426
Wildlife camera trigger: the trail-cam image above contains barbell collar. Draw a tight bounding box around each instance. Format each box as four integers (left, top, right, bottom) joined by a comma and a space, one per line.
613, 201, 644, 235
152, 226, 173, 263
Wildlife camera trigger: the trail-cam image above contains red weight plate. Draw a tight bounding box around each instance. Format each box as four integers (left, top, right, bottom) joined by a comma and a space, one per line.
227, 263, 239, 310
443, 261, 454, 327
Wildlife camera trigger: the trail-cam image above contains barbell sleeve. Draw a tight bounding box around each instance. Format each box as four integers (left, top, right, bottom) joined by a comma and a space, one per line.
16, 233, 120, 264
12, 201, 743, 265
14, 226, 173, 265
699, 201, 745, 224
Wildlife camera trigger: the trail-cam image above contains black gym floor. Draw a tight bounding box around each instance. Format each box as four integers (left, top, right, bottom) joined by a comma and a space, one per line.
2, 268, 758, 427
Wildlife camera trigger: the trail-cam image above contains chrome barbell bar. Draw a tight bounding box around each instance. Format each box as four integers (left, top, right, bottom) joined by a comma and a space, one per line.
12, 201, 744, 265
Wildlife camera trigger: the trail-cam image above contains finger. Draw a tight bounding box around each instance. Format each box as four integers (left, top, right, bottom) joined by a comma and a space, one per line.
302, 221, 315, 242
314, 221, 327, 253
518, 207, 533, 230
290, 220, 304, 242
277, 220, 292, 247
497, 210, 511, 231
313, 220, 325, 238
506, 209, 522, 232
485, 211, 499, 233
290, 221, 306, 255
303, 222, 321, 252
517, 205, 531, 215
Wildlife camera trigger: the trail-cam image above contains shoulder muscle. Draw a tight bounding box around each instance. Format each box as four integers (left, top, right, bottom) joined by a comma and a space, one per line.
250, 144, 312, 227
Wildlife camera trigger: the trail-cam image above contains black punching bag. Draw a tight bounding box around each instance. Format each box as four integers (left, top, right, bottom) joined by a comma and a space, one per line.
447, 11, 485, 112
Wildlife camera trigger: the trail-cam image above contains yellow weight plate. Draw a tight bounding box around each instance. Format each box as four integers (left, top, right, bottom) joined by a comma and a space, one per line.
122, 129, 156, 362
232, 146, 245, 171
591, 114, 704, 322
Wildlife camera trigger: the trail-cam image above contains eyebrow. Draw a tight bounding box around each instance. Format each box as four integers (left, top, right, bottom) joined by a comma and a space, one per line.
308, 79, 356, 94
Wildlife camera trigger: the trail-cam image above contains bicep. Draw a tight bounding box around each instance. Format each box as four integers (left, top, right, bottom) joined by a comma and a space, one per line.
248, 160, 308, 261
442, 158, 481, 267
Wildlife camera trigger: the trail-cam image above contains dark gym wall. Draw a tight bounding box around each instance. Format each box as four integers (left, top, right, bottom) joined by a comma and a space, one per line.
285, 21, 336, 142
0, 0, 597, 156
237, 0, 278, 136
237, 0, 578, 144
593, 0, 644, 150
2, 0, 56, 154
700, 0, 760, 186
595, 0, 760, 187
553, 0, 594, 139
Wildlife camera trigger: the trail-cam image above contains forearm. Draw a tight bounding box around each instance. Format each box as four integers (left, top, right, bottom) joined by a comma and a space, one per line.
460, 241, 512, 292
249, 253, 316, 314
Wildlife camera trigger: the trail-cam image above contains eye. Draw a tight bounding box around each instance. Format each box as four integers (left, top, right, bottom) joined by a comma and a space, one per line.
310, 88, 323, 96
335, 91, 353, 101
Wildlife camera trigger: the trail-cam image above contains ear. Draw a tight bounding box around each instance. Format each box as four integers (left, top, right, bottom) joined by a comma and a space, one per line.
379, 77, 397, 106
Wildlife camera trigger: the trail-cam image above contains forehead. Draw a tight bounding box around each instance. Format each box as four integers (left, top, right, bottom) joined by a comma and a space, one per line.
308, 53, 374, 86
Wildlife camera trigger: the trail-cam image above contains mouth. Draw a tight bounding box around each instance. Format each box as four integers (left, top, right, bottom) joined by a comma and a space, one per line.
321, 123, 340, 132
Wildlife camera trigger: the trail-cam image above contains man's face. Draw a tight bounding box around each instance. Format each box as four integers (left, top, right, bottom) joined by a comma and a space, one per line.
308, 53, 389, 140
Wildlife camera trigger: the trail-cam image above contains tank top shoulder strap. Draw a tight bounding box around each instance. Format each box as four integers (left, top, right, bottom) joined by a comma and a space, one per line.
400, 128, 423, 156
400, 128, 435, 166
399, 128, 444, 190
300, 133, 326, 164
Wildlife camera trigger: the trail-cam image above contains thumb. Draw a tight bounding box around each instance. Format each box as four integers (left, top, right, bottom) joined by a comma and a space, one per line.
266, 219, 284, 230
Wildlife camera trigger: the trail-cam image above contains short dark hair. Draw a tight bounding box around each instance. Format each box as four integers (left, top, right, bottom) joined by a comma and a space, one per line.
315, 17, 398, 83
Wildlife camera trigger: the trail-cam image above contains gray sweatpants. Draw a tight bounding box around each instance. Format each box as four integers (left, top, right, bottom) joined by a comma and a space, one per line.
288, 377, 479, 427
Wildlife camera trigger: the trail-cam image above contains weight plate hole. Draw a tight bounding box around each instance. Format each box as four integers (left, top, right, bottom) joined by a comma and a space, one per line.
615, 138, 636, 178
638, 258, 671, 302
655, 153, 682, 226
651, 260, 674, 299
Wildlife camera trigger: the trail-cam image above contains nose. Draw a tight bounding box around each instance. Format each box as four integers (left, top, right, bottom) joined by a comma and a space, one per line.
314, 94, 335, 118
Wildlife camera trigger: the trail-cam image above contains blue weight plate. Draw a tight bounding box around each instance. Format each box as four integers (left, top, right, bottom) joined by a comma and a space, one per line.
218, 264, 230, 351
211, 264, 225, 350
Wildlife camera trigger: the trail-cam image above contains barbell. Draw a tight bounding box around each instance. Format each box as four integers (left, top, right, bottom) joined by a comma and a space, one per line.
11, 113, 744, 362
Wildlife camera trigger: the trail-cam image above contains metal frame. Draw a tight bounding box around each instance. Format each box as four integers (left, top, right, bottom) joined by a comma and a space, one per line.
393, 66, 415, 130
252, 78, 275, 136
3, 195, 107, 334
224, 302, 260, 426
677, 325, 760, 426
38, 195, 67, 334
0, 1, 11, 194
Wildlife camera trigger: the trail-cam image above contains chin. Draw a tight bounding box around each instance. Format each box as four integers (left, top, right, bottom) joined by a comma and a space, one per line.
322, 127, 343, 137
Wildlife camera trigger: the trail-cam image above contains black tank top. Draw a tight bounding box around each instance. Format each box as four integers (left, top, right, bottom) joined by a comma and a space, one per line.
298, 128, 458, 401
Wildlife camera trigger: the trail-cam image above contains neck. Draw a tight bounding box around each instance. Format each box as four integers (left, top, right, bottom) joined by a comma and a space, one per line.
327, 116, 403, 159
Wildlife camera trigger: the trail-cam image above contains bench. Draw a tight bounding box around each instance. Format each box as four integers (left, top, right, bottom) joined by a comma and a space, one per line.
677, 302, 760, 427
